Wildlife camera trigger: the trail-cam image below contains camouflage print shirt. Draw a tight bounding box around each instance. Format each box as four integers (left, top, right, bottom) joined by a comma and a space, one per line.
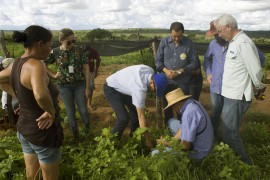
46, 46, 88, 85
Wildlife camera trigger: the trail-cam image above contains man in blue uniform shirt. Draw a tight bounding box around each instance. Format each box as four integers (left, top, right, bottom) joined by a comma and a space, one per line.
155, 22, 198, 124
153, 88, 213, 160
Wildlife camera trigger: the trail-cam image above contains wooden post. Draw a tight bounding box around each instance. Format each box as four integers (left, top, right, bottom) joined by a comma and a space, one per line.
137, 33, 143, 56
150, 36, 163, 128
156, 97, 164, 129
151, 36, 159, 57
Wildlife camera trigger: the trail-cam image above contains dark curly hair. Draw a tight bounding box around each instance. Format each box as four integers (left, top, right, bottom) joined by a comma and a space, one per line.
12, 25, 52, 48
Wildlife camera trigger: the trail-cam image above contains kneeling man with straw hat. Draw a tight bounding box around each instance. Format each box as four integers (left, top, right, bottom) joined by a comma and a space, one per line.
154, 88, 214, 160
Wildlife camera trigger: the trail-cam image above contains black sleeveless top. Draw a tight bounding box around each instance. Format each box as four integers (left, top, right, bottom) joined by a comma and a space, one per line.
11, 57, 63, 147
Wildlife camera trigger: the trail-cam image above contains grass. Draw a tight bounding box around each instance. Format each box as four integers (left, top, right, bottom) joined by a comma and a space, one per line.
101, 48, 155, 68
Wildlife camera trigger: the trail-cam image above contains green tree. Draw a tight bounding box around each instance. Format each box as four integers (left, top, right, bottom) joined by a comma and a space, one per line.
85, 28, 112, 41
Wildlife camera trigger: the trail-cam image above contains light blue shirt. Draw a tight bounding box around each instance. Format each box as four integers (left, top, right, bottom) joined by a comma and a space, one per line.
179, 99, 214, 159
203, 39, 227, 94
106, 64, 153, 108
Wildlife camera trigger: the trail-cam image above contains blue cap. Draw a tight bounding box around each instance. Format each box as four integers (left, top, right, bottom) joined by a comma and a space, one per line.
153, 73, 168, 97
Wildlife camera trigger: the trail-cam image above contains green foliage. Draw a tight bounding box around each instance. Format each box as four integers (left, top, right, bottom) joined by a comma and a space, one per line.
109, 28, 169, 34
243, 121, 270, 146
60, 128, 145, 179
0, 134, 25, 179
196, 142, 260, 179
240, 111, 270, 176
85, 28, 112, 41
263, 53, 270, 70
101, 48, 155, 69
1, 119, 270, 179
126, 33, 149, 40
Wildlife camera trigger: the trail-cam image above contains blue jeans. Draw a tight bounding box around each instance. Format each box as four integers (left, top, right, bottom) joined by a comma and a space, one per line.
210, 93, 224, 136
168, 118, 182, 137
221, 97, 251, 164
189, 82, 203, 101
57, 82, 90, 137
103, 83, 139, 139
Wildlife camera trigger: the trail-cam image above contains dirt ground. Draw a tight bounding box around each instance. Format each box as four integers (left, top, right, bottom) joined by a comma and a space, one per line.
89, 64, 270, 133
1, 64, 269, 134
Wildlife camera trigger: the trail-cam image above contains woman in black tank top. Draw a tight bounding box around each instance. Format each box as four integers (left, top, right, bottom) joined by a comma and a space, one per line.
0, 25, 63, 180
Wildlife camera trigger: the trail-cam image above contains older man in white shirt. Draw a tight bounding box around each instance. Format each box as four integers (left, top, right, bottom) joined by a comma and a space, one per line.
215, 14, 266, 164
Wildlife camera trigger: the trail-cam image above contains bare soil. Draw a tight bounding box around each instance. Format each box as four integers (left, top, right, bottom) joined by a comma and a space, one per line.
1, 64, 270, 134
90, 64, 270, 133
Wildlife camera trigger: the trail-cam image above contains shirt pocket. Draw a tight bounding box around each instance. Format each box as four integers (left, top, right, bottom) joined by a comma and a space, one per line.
227, 50, 237, 60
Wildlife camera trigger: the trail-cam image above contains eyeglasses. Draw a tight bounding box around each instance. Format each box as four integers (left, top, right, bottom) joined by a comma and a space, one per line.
66, 39, 76, 45
217, 26, 228, 34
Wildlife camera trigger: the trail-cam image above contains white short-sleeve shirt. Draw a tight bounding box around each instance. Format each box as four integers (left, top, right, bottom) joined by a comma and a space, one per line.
106, 65, 154, 108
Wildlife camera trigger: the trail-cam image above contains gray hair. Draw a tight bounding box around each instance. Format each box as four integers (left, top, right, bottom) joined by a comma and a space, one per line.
216, 14, 238, 29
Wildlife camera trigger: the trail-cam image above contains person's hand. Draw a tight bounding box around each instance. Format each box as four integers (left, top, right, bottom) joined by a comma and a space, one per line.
254, 86, 266, 101
171, 68, 184, 78
156, 136, 170, 146
53, 71, 60, 79
14, 107, 20, 115
207, 74, 212, 84
36, 112, 55, 130
156, 136, 164, 144
164, 68, 175, 79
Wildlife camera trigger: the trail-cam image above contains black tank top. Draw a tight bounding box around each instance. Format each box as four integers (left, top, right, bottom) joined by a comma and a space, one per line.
11, 57, 63, 147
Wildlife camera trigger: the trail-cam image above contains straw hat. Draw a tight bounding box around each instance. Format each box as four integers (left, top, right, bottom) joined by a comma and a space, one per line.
164, 88, 191, 109
206, 20, 217, 37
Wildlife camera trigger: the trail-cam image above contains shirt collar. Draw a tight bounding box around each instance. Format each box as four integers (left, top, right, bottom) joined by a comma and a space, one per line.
179, 99, 190, 114
231, 30, 243, 43
168, 36, 184, 45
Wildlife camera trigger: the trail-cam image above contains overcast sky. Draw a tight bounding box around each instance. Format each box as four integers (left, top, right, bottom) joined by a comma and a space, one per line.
0, 0, 270, 31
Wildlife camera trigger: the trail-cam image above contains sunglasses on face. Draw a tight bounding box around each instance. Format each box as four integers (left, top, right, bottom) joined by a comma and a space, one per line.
66, 39, 76, 45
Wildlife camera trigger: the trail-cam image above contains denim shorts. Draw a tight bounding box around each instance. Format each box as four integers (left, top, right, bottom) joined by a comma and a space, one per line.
17, 132, 61, 164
